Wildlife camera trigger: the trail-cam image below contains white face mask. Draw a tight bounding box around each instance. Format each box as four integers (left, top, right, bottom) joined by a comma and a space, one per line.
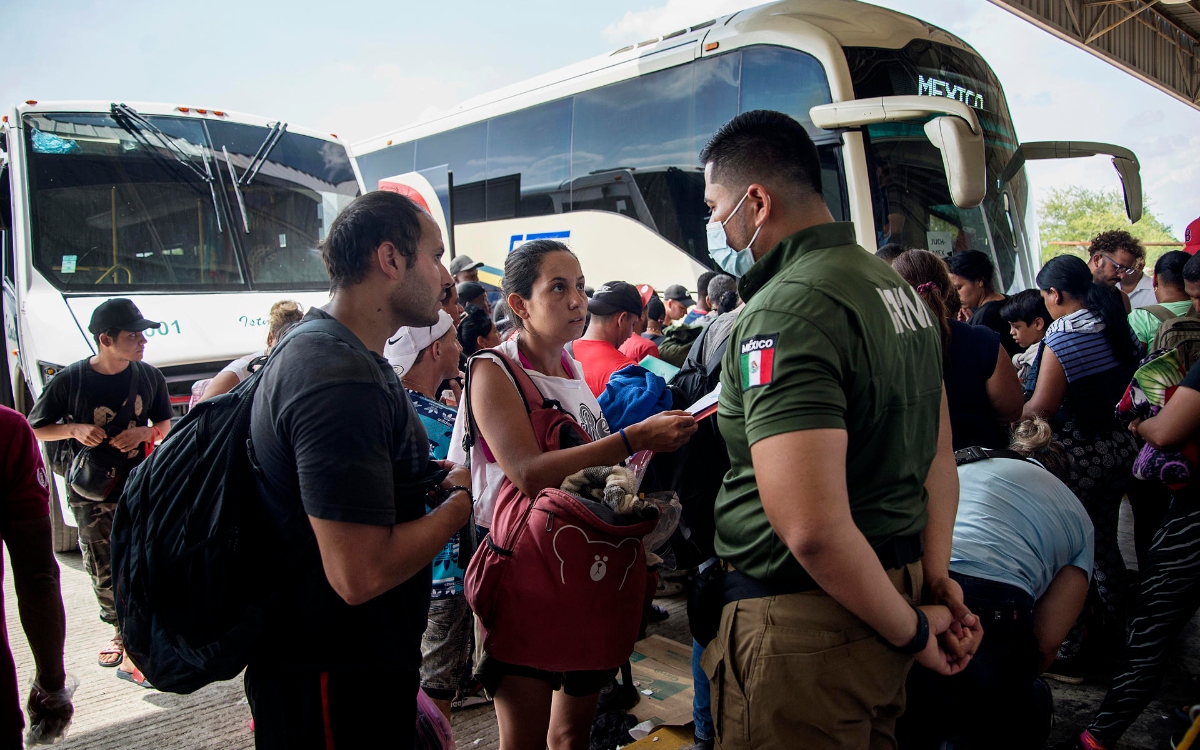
706, 191, 761, 278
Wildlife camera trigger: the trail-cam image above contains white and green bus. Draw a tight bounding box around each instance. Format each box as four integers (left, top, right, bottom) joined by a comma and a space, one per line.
1, 101, 359, 545
353, 0, 1141, 295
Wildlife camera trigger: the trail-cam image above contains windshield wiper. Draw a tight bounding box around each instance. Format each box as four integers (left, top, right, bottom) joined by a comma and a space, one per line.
240, 121, 287, 186
110, 103, 223, 233
223, 147, 250, 233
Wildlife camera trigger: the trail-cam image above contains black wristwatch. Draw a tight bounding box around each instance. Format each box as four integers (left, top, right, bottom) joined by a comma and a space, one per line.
890, 604, 929, 656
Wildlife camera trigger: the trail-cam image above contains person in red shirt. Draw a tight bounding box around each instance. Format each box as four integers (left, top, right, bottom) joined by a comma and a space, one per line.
0, 406, 72, 747
619, 284, 661, 364
572, 281, 643, 397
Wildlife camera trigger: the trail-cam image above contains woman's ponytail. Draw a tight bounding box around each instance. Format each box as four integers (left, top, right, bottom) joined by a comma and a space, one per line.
1084, 282, 1140, 362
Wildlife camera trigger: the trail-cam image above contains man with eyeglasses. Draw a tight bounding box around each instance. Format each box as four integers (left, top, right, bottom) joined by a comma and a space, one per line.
1087, 230, 1145, 312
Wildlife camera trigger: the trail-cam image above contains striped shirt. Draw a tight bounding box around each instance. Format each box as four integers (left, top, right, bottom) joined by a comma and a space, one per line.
1043, 309, 1124, 383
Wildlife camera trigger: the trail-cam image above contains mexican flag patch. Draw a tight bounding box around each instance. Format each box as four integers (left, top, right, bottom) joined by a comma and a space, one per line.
740, 334, 778, 390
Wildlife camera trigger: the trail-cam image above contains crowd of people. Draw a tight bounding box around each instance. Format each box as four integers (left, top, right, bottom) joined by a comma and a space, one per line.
3, 107, 1200, 750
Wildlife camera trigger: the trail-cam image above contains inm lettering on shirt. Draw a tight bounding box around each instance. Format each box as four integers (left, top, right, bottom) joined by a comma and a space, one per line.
876, 286, 934, 335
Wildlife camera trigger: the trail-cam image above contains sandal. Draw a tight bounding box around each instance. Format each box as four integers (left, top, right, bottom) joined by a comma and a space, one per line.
98, 636, 124, 668
655, 579, 684, 598
117, 665, 153, 689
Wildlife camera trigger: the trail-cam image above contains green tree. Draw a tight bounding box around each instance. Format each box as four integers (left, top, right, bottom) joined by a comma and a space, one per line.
1038, 186, 1179, 266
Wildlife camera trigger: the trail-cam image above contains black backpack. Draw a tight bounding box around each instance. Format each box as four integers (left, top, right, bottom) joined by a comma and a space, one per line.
645, 322, 732, 567
111, 319, 351, 694
671, 322, 728, 408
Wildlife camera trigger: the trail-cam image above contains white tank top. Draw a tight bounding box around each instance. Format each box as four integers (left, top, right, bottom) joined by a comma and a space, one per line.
448, 337, 610, 528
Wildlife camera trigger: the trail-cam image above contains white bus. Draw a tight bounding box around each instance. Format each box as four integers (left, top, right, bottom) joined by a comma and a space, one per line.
1, 101, 359, 546
353, 0, 1141, 296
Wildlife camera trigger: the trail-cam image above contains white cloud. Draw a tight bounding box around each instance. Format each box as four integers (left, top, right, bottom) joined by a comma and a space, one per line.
602, 0, 755, 43
309, 71, 469, 145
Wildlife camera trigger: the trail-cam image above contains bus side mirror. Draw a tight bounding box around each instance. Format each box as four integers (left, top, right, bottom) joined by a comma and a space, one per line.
924, 116, 985, 210
809, 95, 986, 209
998, 142, 1142, 223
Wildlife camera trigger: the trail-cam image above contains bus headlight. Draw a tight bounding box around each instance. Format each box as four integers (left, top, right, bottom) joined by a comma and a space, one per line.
37, 361, 65, 387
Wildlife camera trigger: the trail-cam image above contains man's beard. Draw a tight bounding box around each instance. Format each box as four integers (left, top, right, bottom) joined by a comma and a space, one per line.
391, 280, 440, 328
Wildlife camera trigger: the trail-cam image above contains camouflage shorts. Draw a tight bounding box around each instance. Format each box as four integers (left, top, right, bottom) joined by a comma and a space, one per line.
68, 495, 118, 626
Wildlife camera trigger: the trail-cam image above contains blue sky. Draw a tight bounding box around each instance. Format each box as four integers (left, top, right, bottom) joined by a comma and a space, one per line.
3, 0, 1197, 237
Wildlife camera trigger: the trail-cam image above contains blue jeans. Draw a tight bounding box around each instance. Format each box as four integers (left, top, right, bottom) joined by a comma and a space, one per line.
692, 638, 713, 741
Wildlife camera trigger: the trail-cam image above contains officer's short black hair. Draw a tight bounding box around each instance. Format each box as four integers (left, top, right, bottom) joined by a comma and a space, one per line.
319, 190, 425, 290
1155, 251, 1190, 290
999, 289, 1051, 327
699, 110, 823, 199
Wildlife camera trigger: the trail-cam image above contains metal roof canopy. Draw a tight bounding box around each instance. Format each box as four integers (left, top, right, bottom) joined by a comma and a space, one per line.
988, 0, 1200, 111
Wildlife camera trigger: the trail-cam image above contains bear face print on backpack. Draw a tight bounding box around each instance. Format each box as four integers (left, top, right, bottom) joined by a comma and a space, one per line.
110, 319, 355, 694
462, 350, 660, 673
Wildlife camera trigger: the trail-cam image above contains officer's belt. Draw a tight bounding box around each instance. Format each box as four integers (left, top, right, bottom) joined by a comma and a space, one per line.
722, 532, 924, 600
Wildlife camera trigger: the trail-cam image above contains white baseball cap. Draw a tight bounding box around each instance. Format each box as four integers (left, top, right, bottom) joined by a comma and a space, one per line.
384, 310, 455, 376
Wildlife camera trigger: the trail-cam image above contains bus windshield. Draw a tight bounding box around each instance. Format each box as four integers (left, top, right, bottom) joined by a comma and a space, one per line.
22, 110, 358, 292
845, 41, 1022, 289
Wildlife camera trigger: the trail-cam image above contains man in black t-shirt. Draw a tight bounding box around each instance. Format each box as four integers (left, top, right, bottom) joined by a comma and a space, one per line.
246, 191, 471, 749
29, 298, 173, 673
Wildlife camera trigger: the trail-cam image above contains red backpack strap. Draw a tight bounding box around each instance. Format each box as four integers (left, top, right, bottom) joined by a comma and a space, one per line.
461, 348, 550, 453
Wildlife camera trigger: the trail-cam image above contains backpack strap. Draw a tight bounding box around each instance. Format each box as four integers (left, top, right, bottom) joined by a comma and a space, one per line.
106, 361, 141, 436
683, 323, 712, 370
954, 446, 1033, 467
1142, 304, 1176, 324
461, 348, 551, 451
68, 360, 84, 427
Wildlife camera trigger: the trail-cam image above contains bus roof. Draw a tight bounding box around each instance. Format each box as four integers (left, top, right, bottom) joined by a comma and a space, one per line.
352, 0, 979, 155
6, 100, 343, 144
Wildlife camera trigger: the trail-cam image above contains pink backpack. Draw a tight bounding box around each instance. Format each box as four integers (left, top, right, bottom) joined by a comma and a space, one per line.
462, 351, 659, 672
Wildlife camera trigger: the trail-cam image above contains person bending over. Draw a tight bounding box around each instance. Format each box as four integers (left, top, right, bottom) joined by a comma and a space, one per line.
899, 418, 1092, 749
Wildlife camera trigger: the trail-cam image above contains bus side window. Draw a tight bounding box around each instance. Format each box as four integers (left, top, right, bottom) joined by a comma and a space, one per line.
418, 123, 486, 223
485, 98, 572, 221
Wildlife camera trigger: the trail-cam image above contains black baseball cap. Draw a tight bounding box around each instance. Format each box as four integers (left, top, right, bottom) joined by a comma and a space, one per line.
456, 281, 487, 303
450, 255, 484, 275
664, 284, 696, 307
587, 281, 643, 317
88, 298, 160, 335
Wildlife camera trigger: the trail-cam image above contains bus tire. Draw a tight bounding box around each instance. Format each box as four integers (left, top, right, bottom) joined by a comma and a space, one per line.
49, 478, 78, 554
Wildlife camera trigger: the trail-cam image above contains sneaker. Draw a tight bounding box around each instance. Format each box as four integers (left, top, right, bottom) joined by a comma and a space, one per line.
1043, 658, 1087, 685
681, 740, 714, 750
451, 680, 492, 711
648, 603, 670, 622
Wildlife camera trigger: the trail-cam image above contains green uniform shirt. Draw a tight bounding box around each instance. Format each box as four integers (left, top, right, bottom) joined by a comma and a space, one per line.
1128, 300, 1193, 346
715, 222, 944, 582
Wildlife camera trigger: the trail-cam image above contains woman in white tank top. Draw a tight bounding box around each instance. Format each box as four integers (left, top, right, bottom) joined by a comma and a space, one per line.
450, 239, 695, 750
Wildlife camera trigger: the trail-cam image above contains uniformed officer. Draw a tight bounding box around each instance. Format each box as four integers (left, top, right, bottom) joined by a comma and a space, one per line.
697, 110, 983, 749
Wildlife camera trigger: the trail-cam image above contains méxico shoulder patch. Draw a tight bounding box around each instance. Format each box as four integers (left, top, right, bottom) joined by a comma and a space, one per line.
739, 334, 778, 390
